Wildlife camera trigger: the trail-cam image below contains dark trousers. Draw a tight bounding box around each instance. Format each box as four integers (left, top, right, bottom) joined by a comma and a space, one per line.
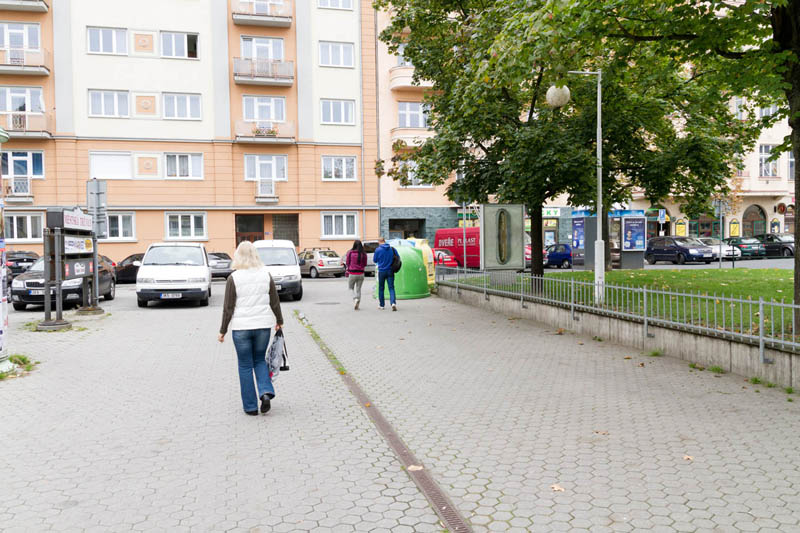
377, 271, 396, 307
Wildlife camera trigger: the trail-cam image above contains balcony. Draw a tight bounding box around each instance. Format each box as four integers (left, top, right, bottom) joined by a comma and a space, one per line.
235, 120, 295, 144
0, 0, 48, 12
390, 126, 433, 147
4, 175, 33, 204
389, 66, 432, 91
232, 0, 292, 27
0, 49, 50, 76
2, 112, 51, 139
255, 178, 278, 204
233, 58, 294, 86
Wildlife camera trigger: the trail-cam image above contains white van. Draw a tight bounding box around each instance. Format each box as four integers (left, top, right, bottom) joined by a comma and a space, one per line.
252, 239, 304, 301
135, 242, 212, 308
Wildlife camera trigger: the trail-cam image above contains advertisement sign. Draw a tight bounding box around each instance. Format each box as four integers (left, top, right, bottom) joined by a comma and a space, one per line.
622, 217, 646, 251
479, 204, 526, 270
64, 258, 95, 280
658, 209, 666, 224
572, 218, 585, 249
675, 219, 687, 236
729, 219, 741, 237
62, 208, 93, 232
543, 207, 561, 217
771, 218, 781, 233
544, 231, 556, 246
64, 235, 94, 255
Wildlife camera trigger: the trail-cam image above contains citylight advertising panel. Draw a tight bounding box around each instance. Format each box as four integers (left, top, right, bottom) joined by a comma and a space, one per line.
622, 217, 646, 251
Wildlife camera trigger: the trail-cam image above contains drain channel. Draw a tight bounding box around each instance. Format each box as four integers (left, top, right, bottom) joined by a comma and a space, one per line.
295, 311, 473, 533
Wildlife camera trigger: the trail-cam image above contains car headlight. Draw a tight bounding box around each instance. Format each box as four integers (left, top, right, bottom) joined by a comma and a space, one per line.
62, 278, 83, 287
689, 248, 699, 254
137, 278, 155, 284
11, 278, 24, 288
188, 277, 207, 283
286, 274, 300, 282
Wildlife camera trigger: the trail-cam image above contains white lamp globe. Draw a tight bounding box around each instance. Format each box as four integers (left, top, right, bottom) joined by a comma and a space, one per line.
546, 85, 571, 108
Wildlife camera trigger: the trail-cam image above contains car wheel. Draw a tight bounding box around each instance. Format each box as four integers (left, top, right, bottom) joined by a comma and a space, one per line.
200, 295, 209, 307
334, 273, 344, 278
561, 259, 570, 269
103, 278, 116, 301
292, 286, 303, 301
645, 254, 655, 265
12, 303, 26, 311
137, 298, 148, 308
783, 247, 793, 257
677, 253, 686, 265
310, 267, 319, 279
705, 260, 712, 264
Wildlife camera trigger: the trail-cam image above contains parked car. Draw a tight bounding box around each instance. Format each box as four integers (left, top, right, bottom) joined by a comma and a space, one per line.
544, 243, 573, 269
753, 233, 795, 257
115, 253, 144, 283
645, 236, 715, 264
432, 247, 459, 267
10, 256, 116, 311
253, 239, 304, 301
299, 248, 345, 278
6, 251, 39, 280
723, 237, 766, 259
208, 252, 233, 278
362, 240, 379, 276
135, 242, 212, 308
698, 237, 741, 260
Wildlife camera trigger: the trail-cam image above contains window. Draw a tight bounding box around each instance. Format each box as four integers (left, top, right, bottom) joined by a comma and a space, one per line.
90, 152, 132, 180
759, 144, 779, 177
322, 156, 356, 181
318, 0, 352, 8
398, 102, 428, 128
322, 212, 357, 238
319, 41, 354, 67
241, 36, 283, 60
105, 213, 135, 240
161, 32, 198, 59
4, 213, 42, 241
398, 161, 431, 188
163, 93, 201, 120
791, 152, 795, 181
166, 213, 207, 239
733, 97, 745, 120
245, 154, 288, 181
165, 153, 203, 179
397, 43, 412, 67
87, 27, 127, 55
89, 90, 129, 118
759, 104, 778, 118
0, 23, 40, 52
2, 151, 43, 179
243, 95, 285, 123
321, 99, 354, 125
0, 87, 43, 114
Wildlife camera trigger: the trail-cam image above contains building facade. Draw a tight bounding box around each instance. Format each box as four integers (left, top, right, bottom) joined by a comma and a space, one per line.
2, 0, 379, 262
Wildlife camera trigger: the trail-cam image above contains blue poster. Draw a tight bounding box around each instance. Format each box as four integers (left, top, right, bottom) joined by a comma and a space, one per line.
572, 218, 585, 249
622, 217, 646, 251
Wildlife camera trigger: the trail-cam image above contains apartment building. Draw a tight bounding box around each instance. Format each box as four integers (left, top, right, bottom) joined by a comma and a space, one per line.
2, 0, 379, 260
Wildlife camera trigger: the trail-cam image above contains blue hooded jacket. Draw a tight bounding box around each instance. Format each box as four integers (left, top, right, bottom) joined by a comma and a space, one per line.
373, 243, 395, 273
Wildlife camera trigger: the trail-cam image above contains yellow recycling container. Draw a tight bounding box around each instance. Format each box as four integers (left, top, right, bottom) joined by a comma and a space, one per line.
406, 238, 436, 288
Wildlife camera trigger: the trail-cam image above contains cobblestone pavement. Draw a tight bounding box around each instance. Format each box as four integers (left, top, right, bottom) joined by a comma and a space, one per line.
0, 282, 441, 532
300, 279, 800, 533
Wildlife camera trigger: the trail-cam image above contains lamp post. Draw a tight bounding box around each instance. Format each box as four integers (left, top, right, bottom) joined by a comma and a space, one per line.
546, 70, 605, 303
0, 126, 11, 373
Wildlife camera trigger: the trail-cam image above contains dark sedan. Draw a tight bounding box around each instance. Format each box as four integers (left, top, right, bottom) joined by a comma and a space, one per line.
115, 253, 144, 283
753, 233, 794, 257
6, 250, 39, 279
209, 252, 233, 278
10, 256, 116, 311
645, 236, 715, 265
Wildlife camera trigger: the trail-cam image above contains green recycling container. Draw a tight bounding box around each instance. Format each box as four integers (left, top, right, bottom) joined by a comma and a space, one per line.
374, 245, 430, 300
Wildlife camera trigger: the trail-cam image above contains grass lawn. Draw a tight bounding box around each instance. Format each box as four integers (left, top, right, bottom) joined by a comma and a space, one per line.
546, 268, 793, 302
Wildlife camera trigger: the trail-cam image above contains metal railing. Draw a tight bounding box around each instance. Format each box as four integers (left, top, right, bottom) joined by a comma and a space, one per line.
436, 266, 800, 358
1, 112, 50, 133
233, 58, 294, 80
256, 178, 275, 198
234, 119, 295, 139
7, 175, 31, 196
231, 0, 292, 18
0, 48, 48, 67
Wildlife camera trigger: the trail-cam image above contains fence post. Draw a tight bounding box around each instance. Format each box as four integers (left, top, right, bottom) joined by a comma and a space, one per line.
456, 266, 460, 295
484, 270, 488, 301
570, 277, 576, 321
759, 297, 773, 364
643, 287, 649, 341
521, 273, 527, 309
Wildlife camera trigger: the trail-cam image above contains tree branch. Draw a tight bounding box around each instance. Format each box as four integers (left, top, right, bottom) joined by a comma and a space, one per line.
528, 67, 545, 122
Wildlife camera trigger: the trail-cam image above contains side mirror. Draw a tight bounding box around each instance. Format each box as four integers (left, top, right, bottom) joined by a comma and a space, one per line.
298, 259, 306, 266
133, 260, 142, 267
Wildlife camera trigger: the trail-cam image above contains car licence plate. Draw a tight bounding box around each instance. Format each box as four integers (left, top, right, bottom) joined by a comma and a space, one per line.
275, 284, 282, 291
160, 293, 182, 299
703, 253, 712, 257
28, 289, 44, 296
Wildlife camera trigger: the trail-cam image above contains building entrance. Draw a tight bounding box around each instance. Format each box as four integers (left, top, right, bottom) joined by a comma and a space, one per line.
236, 214, 264, 244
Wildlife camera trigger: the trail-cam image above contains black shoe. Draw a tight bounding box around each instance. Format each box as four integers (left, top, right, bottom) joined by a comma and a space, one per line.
245, 411, 258, 416
260, 394, 272, 413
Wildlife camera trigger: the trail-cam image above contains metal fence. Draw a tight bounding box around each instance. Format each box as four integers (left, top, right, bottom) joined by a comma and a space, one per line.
435, 267, 800, 359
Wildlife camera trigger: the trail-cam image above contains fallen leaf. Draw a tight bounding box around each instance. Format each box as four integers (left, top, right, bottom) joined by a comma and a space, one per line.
638, 362, 645, 367
578, 342, 584, 345
683, 455, 693, 461
364, 402, 371, 407
594, 430, 609, 435
408, 465, 424, 471
624, 356, 632, 360
550, 484, 565, 492
556, 328, 565, 335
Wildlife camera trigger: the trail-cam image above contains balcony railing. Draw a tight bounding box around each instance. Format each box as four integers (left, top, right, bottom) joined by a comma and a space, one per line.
4, 175, 33, 203
0, 49, 50, 75
389, 66, 433, 91
235, 120, 295, 144
232, 0, 292, 27
233, 58, 294, 86
1, 112, 51, 138
256, 178, 278, 203
0, 0, 49, 12
390, 126, 433, 147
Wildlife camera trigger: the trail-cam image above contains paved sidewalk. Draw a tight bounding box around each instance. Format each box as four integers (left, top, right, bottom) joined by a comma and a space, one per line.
301, 279, 800, 532
0, 286, 440, 532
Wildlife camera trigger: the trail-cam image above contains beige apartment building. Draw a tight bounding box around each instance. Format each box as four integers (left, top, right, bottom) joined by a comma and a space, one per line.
2, 0, 379, 262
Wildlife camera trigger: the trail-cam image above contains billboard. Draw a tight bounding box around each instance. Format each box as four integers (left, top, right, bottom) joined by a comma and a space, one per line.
622, 217, 646, 251
480, 204, 526, 270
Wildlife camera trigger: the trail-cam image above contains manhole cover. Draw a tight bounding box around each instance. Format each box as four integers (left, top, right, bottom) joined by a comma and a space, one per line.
315, 302, 341, 305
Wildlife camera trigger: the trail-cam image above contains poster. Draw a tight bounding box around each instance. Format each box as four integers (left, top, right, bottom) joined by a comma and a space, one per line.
572, 218, 585, 249
729, 219, 740, 237
675, 219, 687, 236
544, 230, 556, 246
771, 218, 780, 233
622, 217, 646, 251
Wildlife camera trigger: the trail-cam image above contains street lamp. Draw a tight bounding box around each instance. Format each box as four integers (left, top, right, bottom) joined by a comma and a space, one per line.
0, 126, 11, 373
547, 70, 605, 303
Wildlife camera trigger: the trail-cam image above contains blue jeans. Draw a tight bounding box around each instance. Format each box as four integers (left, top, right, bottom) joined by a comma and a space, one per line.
377, 271, 396, 307
231, 328, 275, 413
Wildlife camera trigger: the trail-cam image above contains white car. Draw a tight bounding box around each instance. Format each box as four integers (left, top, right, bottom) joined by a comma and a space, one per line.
135, 242, 212, 308
252, 239, 304, 301
698, 237, 742, 260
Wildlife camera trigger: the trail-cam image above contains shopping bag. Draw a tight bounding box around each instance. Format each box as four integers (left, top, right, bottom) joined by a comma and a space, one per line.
267, 329, 290, 379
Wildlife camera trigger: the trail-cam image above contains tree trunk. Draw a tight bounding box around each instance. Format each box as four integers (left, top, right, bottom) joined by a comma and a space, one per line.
530, 201, 545, 282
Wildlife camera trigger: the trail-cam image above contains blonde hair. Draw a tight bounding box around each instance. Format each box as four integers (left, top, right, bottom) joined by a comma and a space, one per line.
231, 241, 265, 270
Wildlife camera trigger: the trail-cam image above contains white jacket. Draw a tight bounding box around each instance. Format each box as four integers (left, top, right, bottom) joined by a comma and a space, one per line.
230, 267, 277, 331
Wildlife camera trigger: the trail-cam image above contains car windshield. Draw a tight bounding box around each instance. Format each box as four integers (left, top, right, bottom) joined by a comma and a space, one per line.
438, 249, 453, 257
363, 242, 378, 253
257, 248, 297, 266
209, 253, 229, 261
319, 250, 338, 258
776, 234, 794, 243
143, 246, 205, 266
29, 258, 44, 272
674, 237, 704, 246
700, 238, 721, 246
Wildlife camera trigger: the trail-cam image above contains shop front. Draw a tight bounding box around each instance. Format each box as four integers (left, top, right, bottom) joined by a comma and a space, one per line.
645, 206, 671, 239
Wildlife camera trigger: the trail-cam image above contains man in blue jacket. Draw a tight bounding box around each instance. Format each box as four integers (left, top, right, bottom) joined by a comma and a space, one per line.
372, 237, 397, 311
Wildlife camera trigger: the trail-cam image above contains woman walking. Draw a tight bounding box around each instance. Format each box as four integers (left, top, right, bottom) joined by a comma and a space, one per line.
344, 239, 367, 310
218, 241, 284, 416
